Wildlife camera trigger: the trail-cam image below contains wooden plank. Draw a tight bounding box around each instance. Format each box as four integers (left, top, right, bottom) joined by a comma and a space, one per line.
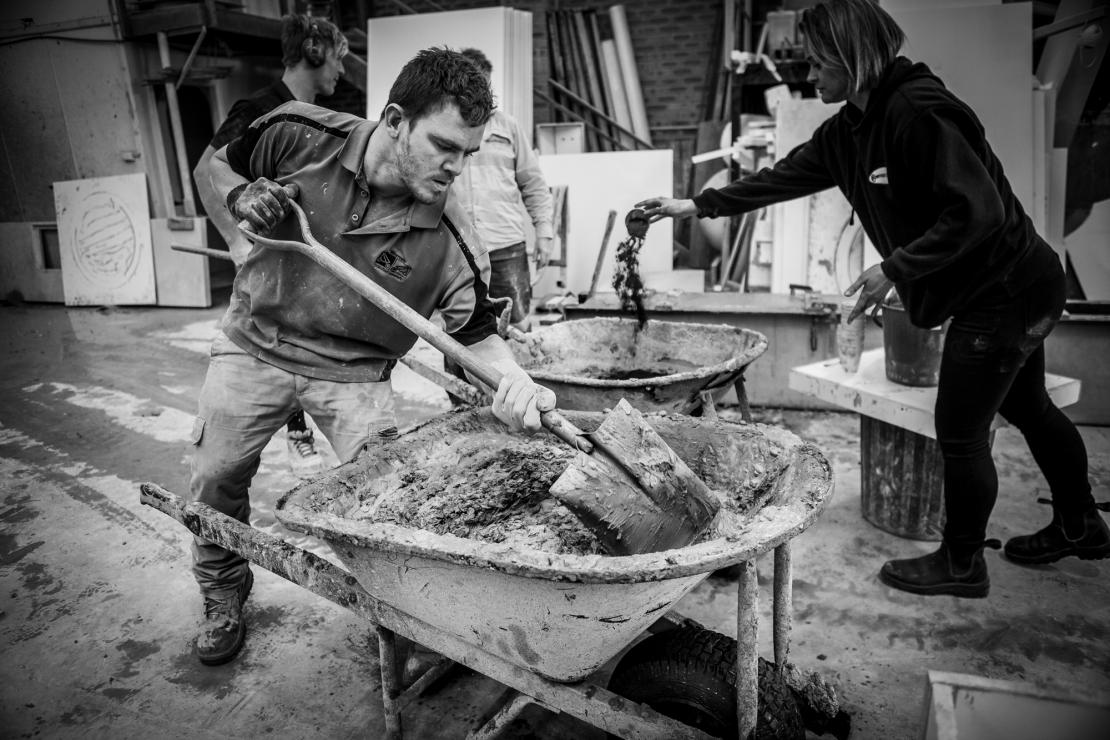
54, 173, 157, 306
575, 10, 611, 149
559, 10, 598, 151
151, 217, 212, 307
544, 10, 568, 124
600, 40, 635, 149
609, 5, 651, 146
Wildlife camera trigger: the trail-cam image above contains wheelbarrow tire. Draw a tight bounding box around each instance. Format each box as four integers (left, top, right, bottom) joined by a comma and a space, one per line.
607, 626, 805, 740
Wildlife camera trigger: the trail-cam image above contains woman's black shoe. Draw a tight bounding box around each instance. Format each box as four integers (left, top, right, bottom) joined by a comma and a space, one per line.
1004, 508, 1110, 565
879, 544, 989, 598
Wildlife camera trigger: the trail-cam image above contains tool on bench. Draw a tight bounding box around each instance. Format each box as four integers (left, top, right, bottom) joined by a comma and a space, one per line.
239, 201, 721, 555
578, 209, 618, 304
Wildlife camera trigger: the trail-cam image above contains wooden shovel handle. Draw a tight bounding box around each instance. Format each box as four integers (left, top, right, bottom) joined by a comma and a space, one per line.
239, 203, 593, 454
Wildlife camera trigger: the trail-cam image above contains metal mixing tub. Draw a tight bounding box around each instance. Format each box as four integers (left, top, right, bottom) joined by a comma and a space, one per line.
509, 317, 768, 414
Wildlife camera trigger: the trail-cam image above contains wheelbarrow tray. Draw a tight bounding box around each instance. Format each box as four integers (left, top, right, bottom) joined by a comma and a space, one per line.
507, 318, 768, 413
276, 408, 832, 682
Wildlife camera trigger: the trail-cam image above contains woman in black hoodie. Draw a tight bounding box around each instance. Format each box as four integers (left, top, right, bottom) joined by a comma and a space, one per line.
638, 0, 1109, 598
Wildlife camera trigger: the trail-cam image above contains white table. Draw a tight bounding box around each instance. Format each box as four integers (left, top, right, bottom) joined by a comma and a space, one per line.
789, 349, 1081, 539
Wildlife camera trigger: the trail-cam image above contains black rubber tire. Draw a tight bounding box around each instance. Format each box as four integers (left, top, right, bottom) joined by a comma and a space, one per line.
607, 626, 805, 740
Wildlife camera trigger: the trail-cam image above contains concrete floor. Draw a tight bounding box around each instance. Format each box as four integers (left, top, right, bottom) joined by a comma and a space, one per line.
1, 297, 1108, 739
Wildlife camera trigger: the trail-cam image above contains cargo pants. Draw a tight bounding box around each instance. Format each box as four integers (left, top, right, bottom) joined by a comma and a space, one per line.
189, 332, 397, 595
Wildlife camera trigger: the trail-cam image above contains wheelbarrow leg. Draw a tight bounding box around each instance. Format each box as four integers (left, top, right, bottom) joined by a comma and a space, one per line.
736, 560, 758, 740
733, 373, 752, 422
466, 689, 543, 740
773, 543, 792, 668
697, 390, 719, 420
376, 625, 404, 740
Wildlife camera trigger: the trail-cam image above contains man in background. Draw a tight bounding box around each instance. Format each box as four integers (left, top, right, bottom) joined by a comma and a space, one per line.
456, 47, 554, 332
193, 13, 348, 479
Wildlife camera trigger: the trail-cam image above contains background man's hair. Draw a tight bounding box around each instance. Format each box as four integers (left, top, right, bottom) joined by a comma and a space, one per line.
800, 0, 905, 93
384, 47, 494, 127
281, 14, 349, 68
459, 47, 493, 76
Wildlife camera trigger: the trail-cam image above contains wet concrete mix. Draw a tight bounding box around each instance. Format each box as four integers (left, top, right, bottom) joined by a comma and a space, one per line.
347, 426, 787, 557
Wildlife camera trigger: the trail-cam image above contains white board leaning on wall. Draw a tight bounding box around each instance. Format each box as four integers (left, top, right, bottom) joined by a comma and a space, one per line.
53, 173, 156, 307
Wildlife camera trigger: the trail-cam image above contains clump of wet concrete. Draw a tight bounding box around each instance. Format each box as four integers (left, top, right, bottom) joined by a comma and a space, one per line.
344, 421, 791, 556
352, 435, 604, 555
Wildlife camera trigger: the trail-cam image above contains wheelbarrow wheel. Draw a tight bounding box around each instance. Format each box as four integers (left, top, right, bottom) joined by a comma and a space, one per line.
607, 626, 805, 740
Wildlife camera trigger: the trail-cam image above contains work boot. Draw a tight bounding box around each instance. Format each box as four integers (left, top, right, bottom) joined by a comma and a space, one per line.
878, 543, 989, 598
1004, 507, 1110, 565
196, 569, 253, 666
286, 428, 324, 479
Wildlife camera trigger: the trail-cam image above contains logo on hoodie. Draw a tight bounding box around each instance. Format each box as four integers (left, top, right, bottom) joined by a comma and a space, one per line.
868, 167, 889, 185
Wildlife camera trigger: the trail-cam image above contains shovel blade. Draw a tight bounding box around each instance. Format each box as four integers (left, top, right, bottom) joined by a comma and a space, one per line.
549, 400, 720, 555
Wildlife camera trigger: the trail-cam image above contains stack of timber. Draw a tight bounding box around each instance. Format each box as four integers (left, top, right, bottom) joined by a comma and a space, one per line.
543, 4, 651, 152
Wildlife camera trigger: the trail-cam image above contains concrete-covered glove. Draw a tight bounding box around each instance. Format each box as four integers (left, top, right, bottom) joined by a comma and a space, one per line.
228, 178, 299, 233
491, 368, 556, 433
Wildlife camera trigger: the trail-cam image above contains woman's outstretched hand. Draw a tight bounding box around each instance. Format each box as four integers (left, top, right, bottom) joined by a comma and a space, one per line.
634, 197, 698, 222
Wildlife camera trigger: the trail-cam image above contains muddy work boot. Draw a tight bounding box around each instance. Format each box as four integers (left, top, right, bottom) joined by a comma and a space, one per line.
196, 570, 254, 666
286, 428, 324, 479
878, 543, 989, 598
1004, 507, 1110, 565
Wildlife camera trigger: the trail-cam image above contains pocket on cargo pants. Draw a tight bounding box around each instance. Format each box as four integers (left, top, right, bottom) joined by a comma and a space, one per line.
301, 378, 398, 464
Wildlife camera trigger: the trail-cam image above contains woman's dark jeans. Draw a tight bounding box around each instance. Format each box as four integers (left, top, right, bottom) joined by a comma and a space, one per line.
935, 265, 1092, 554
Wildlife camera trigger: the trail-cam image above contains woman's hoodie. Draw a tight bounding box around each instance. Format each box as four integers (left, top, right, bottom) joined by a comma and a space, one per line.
693, 57, 1057, 327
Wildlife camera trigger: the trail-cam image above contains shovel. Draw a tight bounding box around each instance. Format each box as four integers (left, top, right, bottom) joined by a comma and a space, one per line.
239, 202, 720, 555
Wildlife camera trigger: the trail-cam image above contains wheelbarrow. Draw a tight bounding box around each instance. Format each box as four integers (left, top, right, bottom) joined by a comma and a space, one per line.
140, 408, 835, 739
506, 318, 768, 420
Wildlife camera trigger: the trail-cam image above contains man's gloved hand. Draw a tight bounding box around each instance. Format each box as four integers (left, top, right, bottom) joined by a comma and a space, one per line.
228, 178, 299, 233
491, 369, 556, 433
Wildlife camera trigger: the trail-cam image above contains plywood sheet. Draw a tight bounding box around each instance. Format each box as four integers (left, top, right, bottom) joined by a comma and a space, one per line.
770, 98, 846, 294
366, 8, 532, 135
53, 174, 156, 306
151, 217, 212, 308
1065, 198, 1110, 301
538, 150, 673, 295
890, 2, 1034, 215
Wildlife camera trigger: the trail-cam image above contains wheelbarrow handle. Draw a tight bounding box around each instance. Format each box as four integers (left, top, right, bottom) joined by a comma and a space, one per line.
238, 203, 594, 455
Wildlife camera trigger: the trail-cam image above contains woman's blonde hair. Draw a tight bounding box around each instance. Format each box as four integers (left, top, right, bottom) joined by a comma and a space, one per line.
799, 0, 906, 93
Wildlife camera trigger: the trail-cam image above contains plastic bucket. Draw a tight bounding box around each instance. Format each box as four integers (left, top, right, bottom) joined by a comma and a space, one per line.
875, 302, 946, 387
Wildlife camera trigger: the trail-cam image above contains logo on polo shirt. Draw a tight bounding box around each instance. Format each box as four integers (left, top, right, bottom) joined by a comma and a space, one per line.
868, 166, 889, 185
375, 250, 412, 280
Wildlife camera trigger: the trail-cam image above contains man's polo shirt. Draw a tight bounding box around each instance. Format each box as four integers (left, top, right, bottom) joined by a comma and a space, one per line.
221, 101, 499, 383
